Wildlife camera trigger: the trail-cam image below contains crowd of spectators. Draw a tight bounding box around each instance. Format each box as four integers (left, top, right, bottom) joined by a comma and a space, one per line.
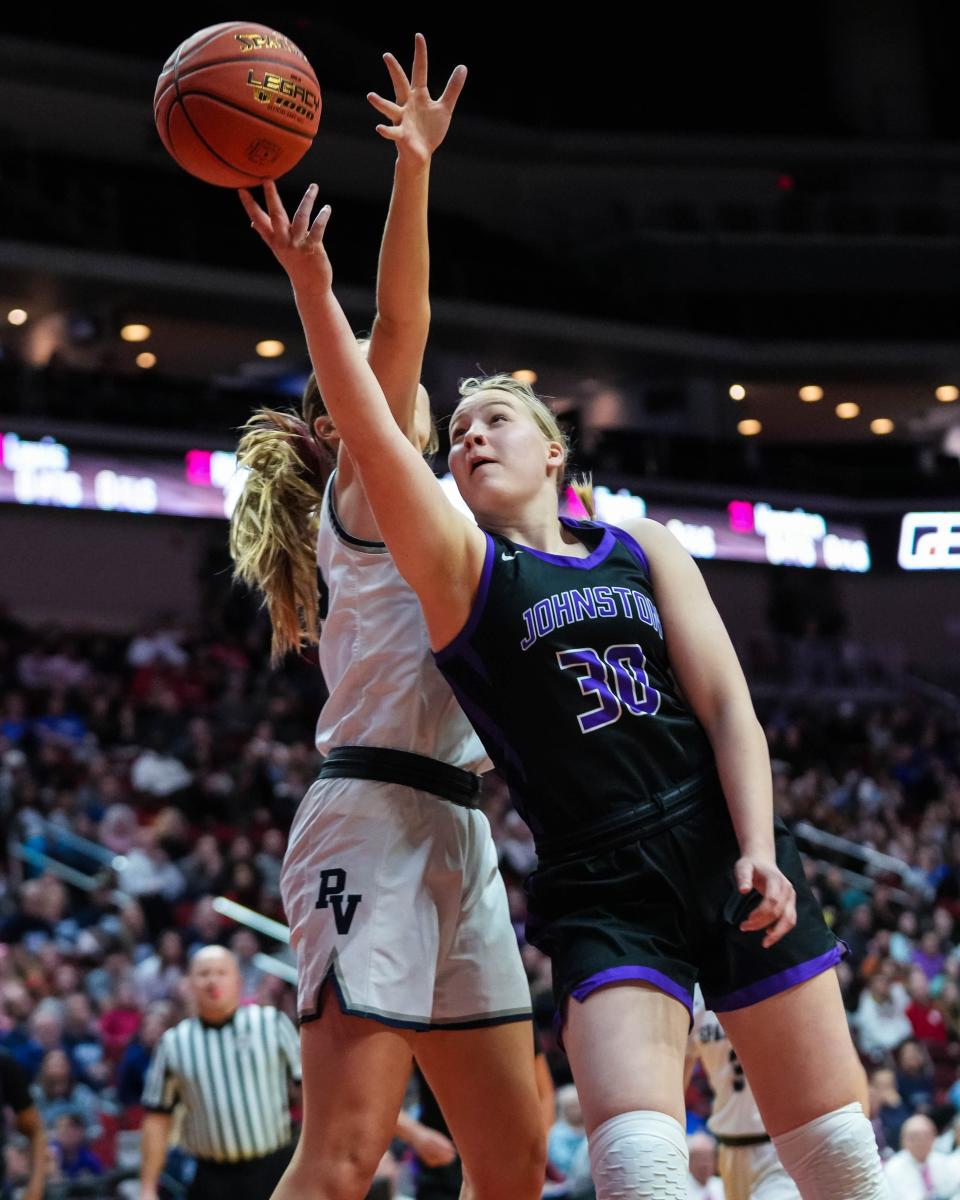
1, 600, 959, 1196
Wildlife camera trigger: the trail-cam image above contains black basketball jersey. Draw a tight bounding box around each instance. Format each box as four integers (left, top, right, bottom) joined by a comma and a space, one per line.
435, 518, 714, 847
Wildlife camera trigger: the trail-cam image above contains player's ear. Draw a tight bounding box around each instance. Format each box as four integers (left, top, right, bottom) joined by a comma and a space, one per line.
313, 415, 337, 441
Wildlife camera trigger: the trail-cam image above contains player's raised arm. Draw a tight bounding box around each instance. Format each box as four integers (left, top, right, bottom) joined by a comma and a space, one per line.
239, 184, 485, 649
364, 33, 466, 438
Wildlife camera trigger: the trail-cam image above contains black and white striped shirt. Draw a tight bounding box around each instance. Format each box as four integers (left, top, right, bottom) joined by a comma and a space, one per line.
142, 1005, 301, 1162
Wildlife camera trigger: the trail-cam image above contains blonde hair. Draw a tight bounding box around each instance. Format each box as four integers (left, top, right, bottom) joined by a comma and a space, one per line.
228, 374, 335, 663
455, 373, 595, 515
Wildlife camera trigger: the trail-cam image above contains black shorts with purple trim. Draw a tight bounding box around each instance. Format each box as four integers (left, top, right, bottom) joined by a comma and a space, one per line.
524, 777, 845, 1028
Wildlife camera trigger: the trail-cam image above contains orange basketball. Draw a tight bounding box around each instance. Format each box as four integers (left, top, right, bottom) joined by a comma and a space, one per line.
154, 22, 321, 188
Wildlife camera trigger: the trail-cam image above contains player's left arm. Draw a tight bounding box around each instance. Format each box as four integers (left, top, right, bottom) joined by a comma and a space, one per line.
363, 33, 466, 444
625, 517, 796, 948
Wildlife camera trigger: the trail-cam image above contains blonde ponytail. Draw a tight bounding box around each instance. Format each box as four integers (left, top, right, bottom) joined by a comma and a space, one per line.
228, 406, 335, 663
569, 475, 596, 519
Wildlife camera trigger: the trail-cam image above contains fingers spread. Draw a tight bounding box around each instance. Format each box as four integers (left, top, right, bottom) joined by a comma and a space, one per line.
439, 64, 468, 111
262, 179, 287, 227
290, 184, 317, 244
308, 204, 332, 243
411, 31, 428, 89
383, 52, 410, 102
239, 189, 273, 239
367, 92, 403, 121
374, 124, 403, 142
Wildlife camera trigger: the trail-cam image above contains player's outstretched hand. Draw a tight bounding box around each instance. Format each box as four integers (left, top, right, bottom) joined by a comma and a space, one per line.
239, 180, 332, 291
367, 32, 466, 164
734, 858, 797, 949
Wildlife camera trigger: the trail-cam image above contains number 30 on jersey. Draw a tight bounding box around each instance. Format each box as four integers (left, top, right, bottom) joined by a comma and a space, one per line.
557, 643, 662, 733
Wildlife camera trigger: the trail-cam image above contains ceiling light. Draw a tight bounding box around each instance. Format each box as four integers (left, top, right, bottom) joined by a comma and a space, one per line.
936, 385, 959, 403
120, 323, 151, 342
835, 402, 860, 419
136, 352, 157, 369
737, 419, 762, 437
256, 339, 285, 358
728, 384, 746, 401
799, 385, 823, 403
7, 308, 28, 326
511, 369, 537, 385
870, 418, 894, 435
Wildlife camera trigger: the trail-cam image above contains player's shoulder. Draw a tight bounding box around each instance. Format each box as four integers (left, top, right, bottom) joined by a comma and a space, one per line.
610, 516, 675, 550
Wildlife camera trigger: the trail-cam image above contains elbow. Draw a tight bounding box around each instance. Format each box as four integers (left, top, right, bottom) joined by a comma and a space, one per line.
374, 304, 430, 337
698, 692, 763, 744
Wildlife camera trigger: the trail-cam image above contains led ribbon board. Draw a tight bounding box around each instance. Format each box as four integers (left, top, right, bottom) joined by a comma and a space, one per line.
898, 512, 960, 570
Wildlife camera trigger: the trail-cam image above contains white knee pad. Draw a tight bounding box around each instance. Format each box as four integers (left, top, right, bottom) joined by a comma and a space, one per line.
588, 1110, 688, 1200
772, 1102, 890, 1200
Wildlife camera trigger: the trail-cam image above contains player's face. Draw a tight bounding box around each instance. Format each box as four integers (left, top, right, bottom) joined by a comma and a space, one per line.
448, 390, 562, 515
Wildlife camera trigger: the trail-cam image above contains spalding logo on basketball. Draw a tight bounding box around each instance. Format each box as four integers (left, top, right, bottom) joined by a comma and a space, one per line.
154, 22, 321, 188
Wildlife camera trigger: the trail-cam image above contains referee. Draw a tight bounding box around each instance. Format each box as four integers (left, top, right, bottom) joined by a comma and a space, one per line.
139, 944, 301, 1200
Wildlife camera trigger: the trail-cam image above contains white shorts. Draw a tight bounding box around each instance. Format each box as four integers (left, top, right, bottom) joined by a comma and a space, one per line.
280, 776, 532, 1029
718, 1141, 800, 1200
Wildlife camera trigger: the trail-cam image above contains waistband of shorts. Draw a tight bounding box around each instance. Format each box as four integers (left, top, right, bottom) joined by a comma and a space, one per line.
534, 767, 720, 864
319, 746, 482, 808
714, 1132, 771, 1147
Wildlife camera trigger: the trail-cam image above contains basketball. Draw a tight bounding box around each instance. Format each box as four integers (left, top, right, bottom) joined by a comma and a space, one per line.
154, 22, 321, 188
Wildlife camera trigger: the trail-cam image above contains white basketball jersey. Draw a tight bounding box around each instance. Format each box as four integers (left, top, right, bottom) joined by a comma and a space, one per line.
313, 474, 489, 772
691, 986, 766, 1138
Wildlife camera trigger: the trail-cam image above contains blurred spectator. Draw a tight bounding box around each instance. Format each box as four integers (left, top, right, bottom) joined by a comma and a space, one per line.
126, 621, 188, 669
884, 1114, 960, 1198
686, 1131, 724, 1199
85, 950, 136, 1012
895, 1040, 936, 1114
98, 980, 143, 1060
905, 968, 948, 1044
50, 1111, 103, 1180
547, 1084, 587, 1180
116, 1002, 174, 1108
19, 1001, 66, 1081
29, 1050, 112, 1137
0, 881, 55, 947
855, 972, 913, 1060
61, 994, 109, 1090
135, 929, 186, 1006
121, 832, 186, 904
255, 829, 285, 901
0, 983, 41, 1074
181, 833, 225, 899
912, 929, 947, 982
229, 929, 264, 1000
869, 1068, 911, 1154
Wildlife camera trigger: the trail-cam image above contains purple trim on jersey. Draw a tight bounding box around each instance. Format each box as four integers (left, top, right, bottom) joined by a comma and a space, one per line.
705, 941, 847, 1013
457, 640, 492, 686
446, 682, 528, 781
568, 965, 694, 1019
515, 519, 616, 570
606, 523, 651, 576
434, 533, 495, 664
